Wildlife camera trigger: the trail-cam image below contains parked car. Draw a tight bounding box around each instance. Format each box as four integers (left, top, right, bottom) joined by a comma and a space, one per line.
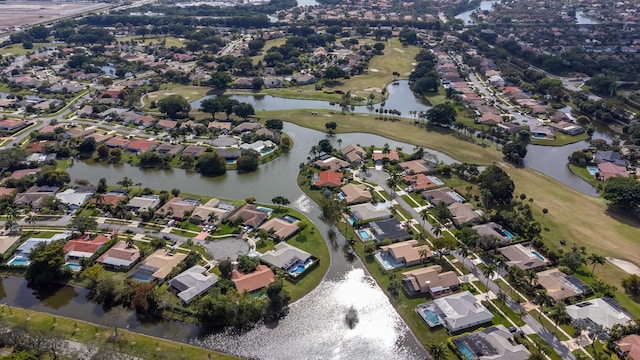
162, 235, 171, 240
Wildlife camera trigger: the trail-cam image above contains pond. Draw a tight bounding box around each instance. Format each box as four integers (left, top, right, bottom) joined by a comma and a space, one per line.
455, 0, 500, 26
191, 80, 432, 117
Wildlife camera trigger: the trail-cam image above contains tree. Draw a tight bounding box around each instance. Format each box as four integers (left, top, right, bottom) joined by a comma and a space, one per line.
419, 208, 430, 234
109, 148, 122, 163
200, 98, 222, 120
236, 149, 260, 173
432, 236, 456, 258
0, 148, 28, 172
621, 274, 640, 296
25, 240, 68, 287
68, 214, 97, 234
427, 341, 447, 360
131, 282, 159, 316
218, 258, 233, 279
548, 302, 571, 334
78, 137, 97, 154
234, 103, 255, 121
502, 142, 528, 164
237, 255, 259, 273
116, 176, 133, 188
266, 280, 290, 318
265, 119, 283, 131
96, 177, 108, 194
602, 177, 640, 212
96, 144, 110, 159
324, 66, 345, 82
271, 196, 290, 208
423, 103, 456, 127
24, 214, 37, 227
534, 290, 554, 316
482, 263, 497, 287
195, 153, 227, 176
386, 170, 402, 194
208, 71, 232, 89
325, 121, 337, 135
588, 253, 606, 276
317, 139, 333, 154
478, 165, 515, 207
157, 94, 190, 119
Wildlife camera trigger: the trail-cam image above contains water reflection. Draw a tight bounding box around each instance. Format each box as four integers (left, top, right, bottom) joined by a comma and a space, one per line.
197, 268, 424, 360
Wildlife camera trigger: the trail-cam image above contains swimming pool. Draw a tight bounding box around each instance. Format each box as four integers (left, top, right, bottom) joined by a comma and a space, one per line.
586, 166, 599, 176
287, 258, 314, 276
531, 250, 546, 262
502, 229, 515, 239
289, 265, 305, 275
130, 271, 154, 283
347, 216, 356, 225
260, 148, 272, 155
256, 206, 273, 216
455, 341, 476, 360
447, 191, 466, 203
421, 309, 440, 325
532, 134, 547, 139
358, 229, 372, 240
65, 263, 81, 271
7, 256, 29, 266
426, 175, 445, 186
283, 215, 299, 223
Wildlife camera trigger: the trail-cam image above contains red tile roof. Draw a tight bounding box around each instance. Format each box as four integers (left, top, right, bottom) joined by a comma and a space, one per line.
314, 170, 343, 187
127, 139, 158, 152
63, 235, 111, 255
231, 265, 276, 293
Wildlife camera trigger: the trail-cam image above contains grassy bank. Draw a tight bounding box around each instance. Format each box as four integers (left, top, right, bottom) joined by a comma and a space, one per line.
0, 305, 238, 360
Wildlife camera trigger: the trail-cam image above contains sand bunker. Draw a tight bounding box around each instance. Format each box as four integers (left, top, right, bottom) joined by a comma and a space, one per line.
607, 257, 640, 275
363, 87, 383, 93
163, 92, 177, 95
394, 48, 405, 53
369, 68, 379, 72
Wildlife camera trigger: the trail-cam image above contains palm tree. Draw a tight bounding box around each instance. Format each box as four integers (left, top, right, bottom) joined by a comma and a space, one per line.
458, 245, 469, 267
496, 290, 507, 303
93, 193, 104, 205
427, 341, 447, 360
5, 207, 17, 222
525, 268, 539, 287
125, 237, 134, 248
588, 252, 606, 276
534, 290, 554, 319
117, 176, 134, 189
207, 212, 220, 227
360, 162, 368, 177
432, 223, 442, 238
418, 248, 430, 265
482, 263, 497, 287
336, 138, 343, 149
548, 302, 571, 335
419, 208, 429, 232
102, 203, 113, 216
24, 214, 37, 227
386, 170, 401, 195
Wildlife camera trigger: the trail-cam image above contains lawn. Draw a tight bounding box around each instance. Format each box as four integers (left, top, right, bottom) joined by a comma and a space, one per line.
0, 306, 238, 360
145, 84, 210, 109
529, 131, 590, 146
251, 37, 288, 64
117, 36, 186, 48
0, 43, 55, 56
568, 164, 601, 189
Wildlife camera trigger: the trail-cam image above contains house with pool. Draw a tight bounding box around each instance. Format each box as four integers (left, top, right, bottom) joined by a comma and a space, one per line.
416, 291, 493, 332
472, 222, 515, 243
452, 324, 530, 360
348, 202, 392, 224
257, 216, 300, 241
259, 242, 317, 279
498, 244, 551, 271
129, 249, 187, 282
366, 218, 411, 243
7, 232, 71, 266
96, 241, 141, 271
227, 204, 270, 228
340, 183, 372, 205
378, 240, 431, 269
566, 297, 633, 330
402, 265, 460, 297
63, 234, 111, 262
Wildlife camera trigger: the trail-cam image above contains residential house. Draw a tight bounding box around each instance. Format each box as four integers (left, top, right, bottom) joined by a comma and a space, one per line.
537, 268, 590, 302
380, 240, 430, 267
158, 197, 200, 221
422, 187, 461, 206
190, 198, 236, 225
530, 126, 555, 140
0, 119, 28, 131
55, 188, 93, 210
403, 174, 440, 192
257, 217, 299, 240
349, 202, 392, 222
156, 119, 177, 131
293, 73, 316, 85
372, 149, 399, 163
233, 122, 262, 134
369, 218, 411, 242
126, 195, 161, 213
134, 249, 187, 281
566, 298, 633, 329
417, 291, 493, 332
126, 139, 158, 154
313, 156, 350, 171
169, 265, 219, 304
228, 204, 269, 228
155, 143, 184, 156
399, 160, 435, 175
208, 121, 233, 134
14, 185, 59, 210
105, 136, 130, 148
3, 168, 40, 184
448, 203, 480, 226
312, 170, 343, 188
597, 162, 629, 180
97, 241, 141, 270
594, 150, 625, 165
472, 222, 513, 243
263, 77, 284, 88
182, 145, 207, 159
12, 233, 71, 264
63, 234, 111, 261
94, 191, 127, 209
402, 265, 460, 297
233, 77, 254, 89
498, 244, 550, 270
216, 149, 242, 161
259, 242, 312, 271
341, 144, 367, 165
616, 334, 640, 360
340, 183, 372, 205
231, 264, 276, 293
452, 325, 531, 360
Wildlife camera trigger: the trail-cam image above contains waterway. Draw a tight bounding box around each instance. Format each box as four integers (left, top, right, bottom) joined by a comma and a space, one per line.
191, 80, 432, 116
575, 10, 599, 25
455, 0, 500, 26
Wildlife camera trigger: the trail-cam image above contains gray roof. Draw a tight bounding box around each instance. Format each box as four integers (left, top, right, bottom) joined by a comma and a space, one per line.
453, 325, 530, 360
17, 232, 71, 255
169, 265, 218, 304
370, 218, 410, 242
566, 298, 633, 329
259, 242, 311, 269
349, 202, 392, 221
432, 291, 494, 332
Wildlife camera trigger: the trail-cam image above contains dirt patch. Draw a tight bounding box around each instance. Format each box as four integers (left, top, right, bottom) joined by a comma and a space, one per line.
607, 257, 640, 275
148, 94, 158, 98
162, 92, 177, 96
363, 87, 383, 93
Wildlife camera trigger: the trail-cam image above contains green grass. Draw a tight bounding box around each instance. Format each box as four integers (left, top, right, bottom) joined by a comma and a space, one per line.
529, 131, 590, 146
0, 306, 238, 359
568, 164, 601, 189
528, 310, 570, 341
117, 36, 186, 48
528, 334, 564, 360
0, 43, 55, 56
